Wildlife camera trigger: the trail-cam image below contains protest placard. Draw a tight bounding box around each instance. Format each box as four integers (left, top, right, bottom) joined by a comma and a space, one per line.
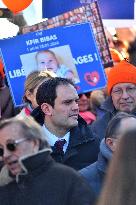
0, 22, 106, 107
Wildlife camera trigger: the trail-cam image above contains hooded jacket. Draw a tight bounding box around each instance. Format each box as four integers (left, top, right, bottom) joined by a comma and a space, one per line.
79, 139, 112, 197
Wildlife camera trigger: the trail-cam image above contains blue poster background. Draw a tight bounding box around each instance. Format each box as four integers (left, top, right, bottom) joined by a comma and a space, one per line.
0, 23, 106, 107
42, 0, 134, 19
42, 0, 82, 18
98, 0, 134, 19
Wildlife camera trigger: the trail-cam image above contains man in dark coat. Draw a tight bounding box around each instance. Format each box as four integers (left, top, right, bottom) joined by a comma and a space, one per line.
80, 112, 136, 198
91, 60, 136, 141
0, 116, 95, 205
32, 77, 99, 170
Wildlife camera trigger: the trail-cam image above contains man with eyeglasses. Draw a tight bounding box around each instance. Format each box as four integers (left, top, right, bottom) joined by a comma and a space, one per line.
80, 112, 136, 198
91, 60, 136, 141
0, 116, 95, 205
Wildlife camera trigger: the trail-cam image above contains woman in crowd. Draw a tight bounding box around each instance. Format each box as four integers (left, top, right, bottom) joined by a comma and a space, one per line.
78, 92, 96, 124
19, 70, 56, 117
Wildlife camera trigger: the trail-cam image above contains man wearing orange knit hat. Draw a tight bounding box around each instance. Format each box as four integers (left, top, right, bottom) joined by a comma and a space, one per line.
91, 60, 136, 141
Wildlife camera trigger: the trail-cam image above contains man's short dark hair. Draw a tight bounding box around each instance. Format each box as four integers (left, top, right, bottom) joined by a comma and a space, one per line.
36, 77, 75, 107
105, 112, 136, 140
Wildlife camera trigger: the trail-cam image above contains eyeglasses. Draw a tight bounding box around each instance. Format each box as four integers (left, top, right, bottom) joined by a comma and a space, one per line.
0, 138, 28, 157
111, 87, 136, 97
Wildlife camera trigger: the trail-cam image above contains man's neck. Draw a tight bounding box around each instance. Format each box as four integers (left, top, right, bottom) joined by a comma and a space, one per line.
44, 122, 69, 138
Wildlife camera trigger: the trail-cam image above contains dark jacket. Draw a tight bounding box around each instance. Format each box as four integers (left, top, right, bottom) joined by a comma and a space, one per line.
0, 150, 95, 205
31, 108, 100, 170
0, 86, 15, 119
51, 116, 100, 170
91, 96, 116, 141
79, 139, 112, 197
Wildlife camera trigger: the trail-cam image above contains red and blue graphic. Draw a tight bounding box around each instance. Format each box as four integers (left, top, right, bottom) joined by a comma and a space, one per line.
84, 71, 100, 86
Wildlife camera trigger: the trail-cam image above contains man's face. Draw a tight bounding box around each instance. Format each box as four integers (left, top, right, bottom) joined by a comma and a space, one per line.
111, 83, 136, 113
0, 124, 39, 176
36, 52, 59, 73
49, 84, 79, 133
106, 117, 136, 152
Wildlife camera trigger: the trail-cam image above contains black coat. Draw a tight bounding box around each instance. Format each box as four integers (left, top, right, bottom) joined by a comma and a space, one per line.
0, 86, 15, 119
31, 108, 100, 171
51, 116, 100, 170
0, 151, 95, 205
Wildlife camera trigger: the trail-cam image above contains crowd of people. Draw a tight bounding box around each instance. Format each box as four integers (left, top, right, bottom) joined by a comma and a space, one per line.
0, 34, 136, 205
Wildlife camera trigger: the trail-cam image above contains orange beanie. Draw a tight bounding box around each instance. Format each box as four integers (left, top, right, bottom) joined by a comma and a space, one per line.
107, 60, 136, 95
0, 59, 4, 79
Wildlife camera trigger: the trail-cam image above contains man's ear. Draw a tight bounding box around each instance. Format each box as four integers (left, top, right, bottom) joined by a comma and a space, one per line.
105, 138, 113, 148
41, 103, 53, 116
105, 137, 116, 152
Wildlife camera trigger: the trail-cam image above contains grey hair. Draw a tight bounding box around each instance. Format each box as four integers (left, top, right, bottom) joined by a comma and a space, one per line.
0, 116, 51, 151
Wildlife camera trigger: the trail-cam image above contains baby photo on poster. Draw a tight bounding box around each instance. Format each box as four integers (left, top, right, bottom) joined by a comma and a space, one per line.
20, 45, 80, 83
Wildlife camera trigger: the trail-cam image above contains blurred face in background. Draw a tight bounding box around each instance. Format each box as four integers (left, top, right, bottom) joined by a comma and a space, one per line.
25, 85, 40, 109
25, 80, 46, 109
78, 93, 90, 112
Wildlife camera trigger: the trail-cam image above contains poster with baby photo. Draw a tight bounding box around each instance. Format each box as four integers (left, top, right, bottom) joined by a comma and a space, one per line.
0, 22, 106, 107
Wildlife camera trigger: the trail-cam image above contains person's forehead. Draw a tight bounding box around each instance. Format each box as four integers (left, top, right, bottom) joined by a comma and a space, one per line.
0, 124, 22, 142
56, 84, 78, 97
118, 117, 136, 134
113, 82, 136, 89
38, 52, 55, 59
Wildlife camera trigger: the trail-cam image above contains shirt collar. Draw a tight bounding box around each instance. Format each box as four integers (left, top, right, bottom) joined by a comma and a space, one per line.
42, 125, 70, 147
